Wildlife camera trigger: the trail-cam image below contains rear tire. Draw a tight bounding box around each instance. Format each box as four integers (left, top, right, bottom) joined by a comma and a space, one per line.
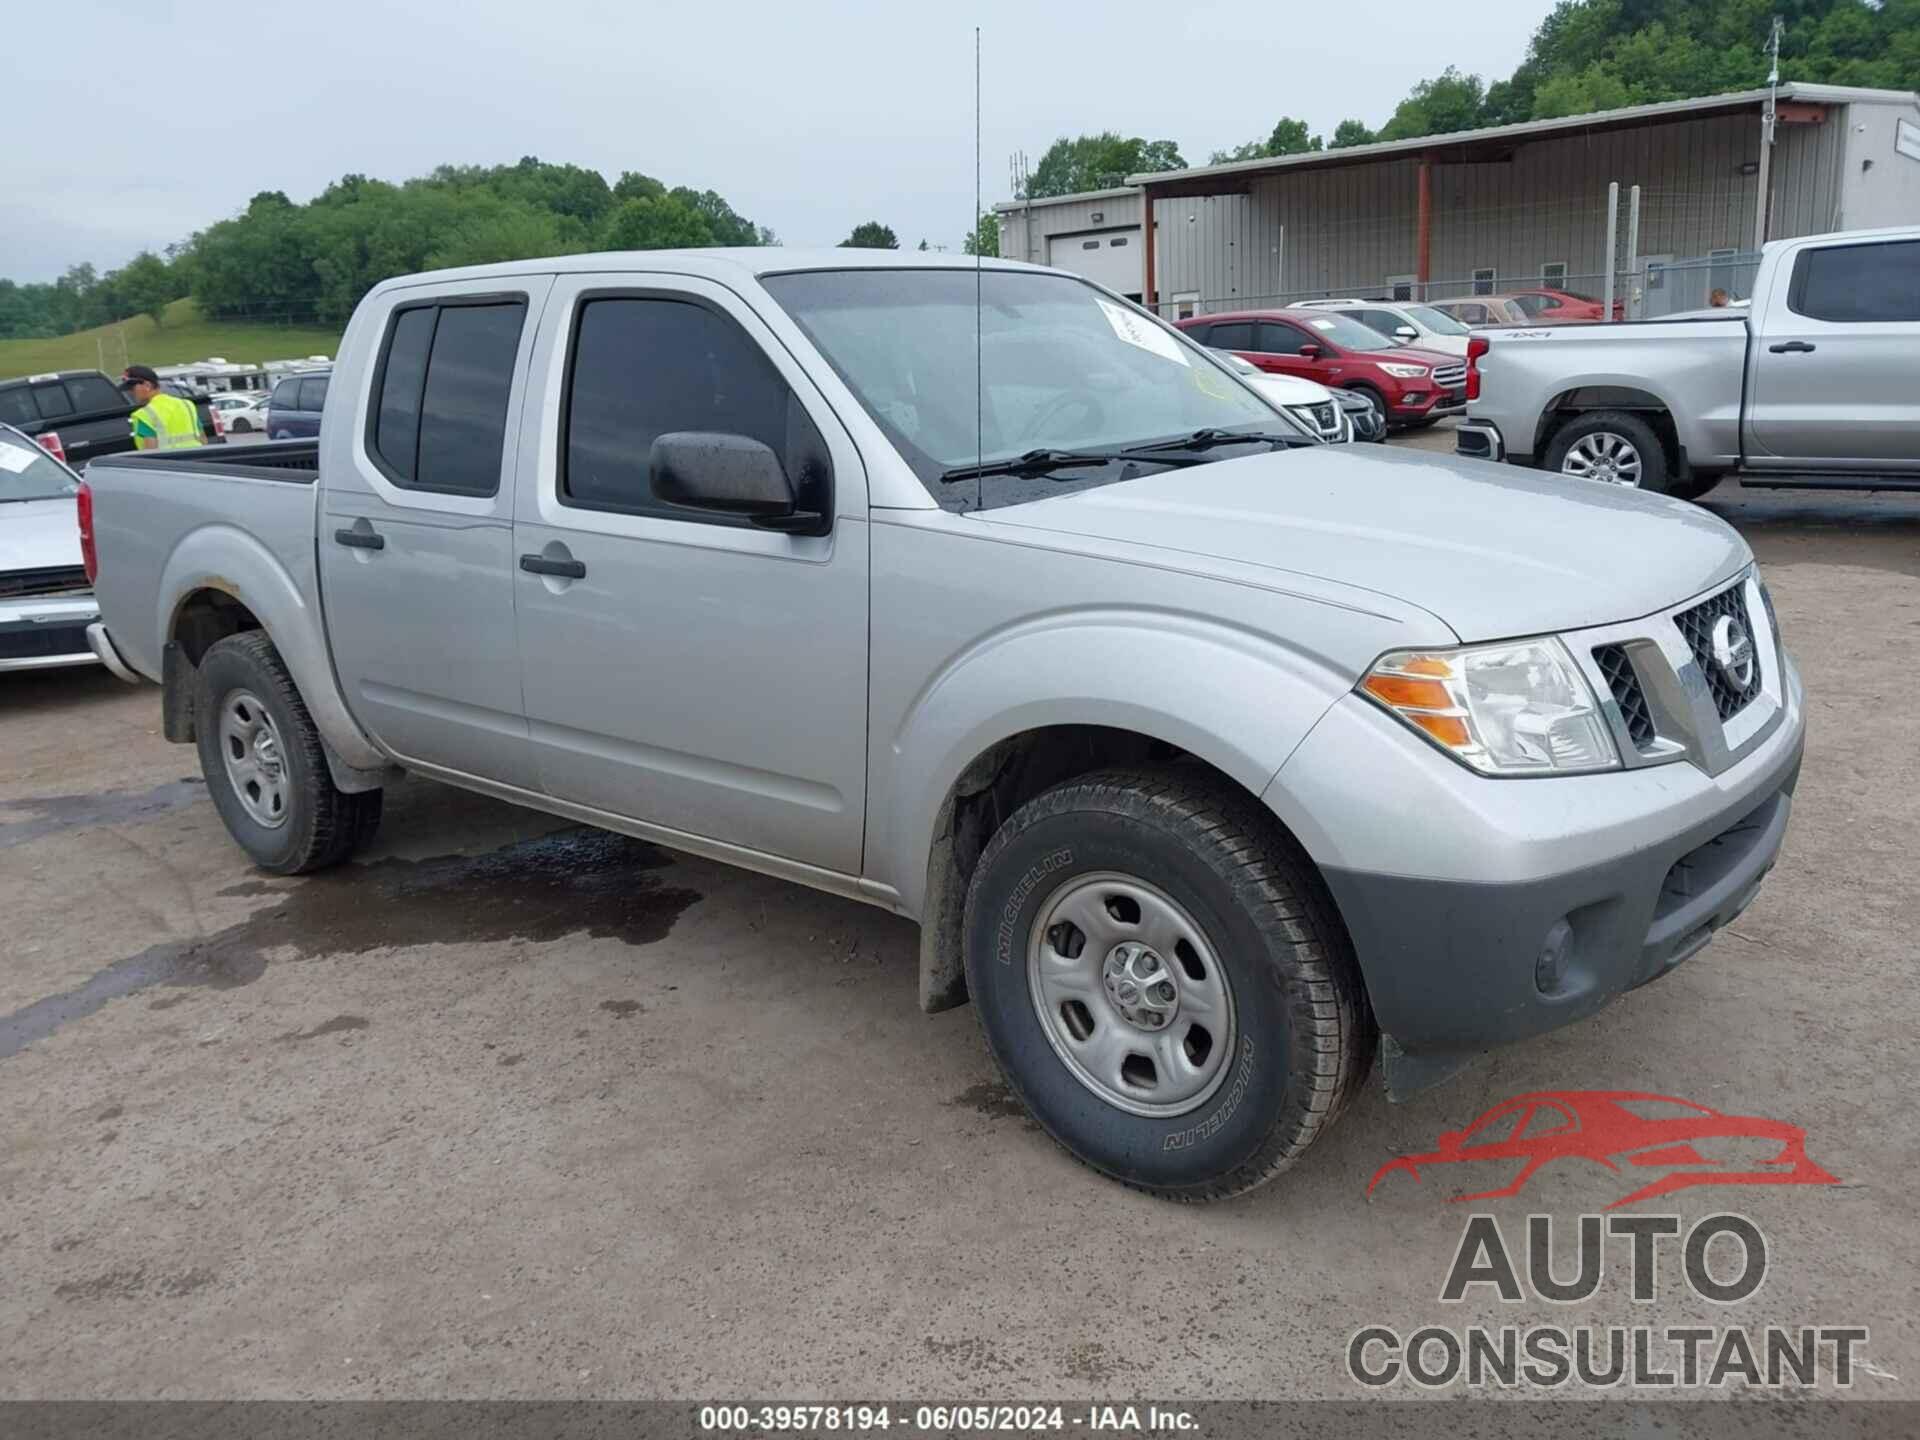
231, 418, 253, 433
195, 631, 383, 874
1544, 411, 1671, 494
962, 767, 1375, 1201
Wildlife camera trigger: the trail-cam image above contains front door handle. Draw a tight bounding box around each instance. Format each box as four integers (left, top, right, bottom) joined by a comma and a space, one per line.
1768, 340, 1817, 354
334, 525, 385, 550
520, 553, 586, 580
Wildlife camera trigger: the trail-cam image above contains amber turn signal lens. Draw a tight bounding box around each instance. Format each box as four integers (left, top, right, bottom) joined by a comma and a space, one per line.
1410, 712, 1472, 747
1397, 655, 1454, 677
1361, 674, 1452, 710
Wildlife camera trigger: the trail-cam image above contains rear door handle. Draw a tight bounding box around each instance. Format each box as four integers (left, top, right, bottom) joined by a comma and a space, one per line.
1768, 341, 1816, 354
333, 526, 385, 550
519, 553, 586, 579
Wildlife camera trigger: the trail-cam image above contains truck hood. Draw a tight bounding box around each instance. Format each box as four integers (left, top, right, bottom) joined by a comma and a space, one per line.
981, 445, 1750, 641
0, 497, 84, 574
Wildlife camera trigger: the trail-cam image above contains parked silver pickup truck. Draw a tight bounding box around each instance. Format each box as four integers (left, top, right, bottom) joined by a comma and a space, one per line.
81, 250, 1804, 1199
1458, 225, 1920, 497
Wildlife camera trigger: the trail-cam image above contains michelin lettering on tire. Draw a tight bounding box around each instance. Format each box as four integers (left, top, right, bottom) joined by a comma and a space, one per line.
1163, 1037, 1257, 1151
996, 847, 1073, 965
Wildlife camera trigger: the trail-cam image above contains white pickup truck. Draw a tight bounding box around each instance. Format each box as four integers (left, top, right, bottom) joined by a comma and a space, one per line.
80, 250, 1804, 1199
1457, 225, 1920, 498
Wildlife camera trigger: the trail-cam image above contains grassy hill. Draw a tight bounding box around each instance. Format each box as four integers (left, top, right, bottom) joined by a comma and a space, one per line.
0, 299, 342, 378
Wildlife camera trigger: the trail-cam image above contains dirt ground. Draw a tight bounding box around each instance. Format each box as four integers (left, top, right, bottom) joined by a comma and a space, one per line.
2, 451, 1917, 1406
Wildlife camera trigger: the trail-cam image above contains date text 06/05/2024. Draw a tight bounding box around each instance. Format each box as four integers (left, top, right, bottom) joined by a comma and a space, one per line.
698, 1404, 1200, 1433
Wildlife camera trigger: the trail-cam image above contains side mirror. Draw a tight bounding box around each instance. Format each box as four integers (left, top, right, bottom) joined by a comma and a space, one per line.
650, 431, 825, 535
1394, 326, 1419, 343
1298, 343, 1322, 359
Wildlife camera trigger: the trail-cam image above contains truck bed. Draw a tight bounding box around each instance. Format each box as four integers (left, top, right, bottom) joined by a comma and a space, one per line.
83, 440, 325, 688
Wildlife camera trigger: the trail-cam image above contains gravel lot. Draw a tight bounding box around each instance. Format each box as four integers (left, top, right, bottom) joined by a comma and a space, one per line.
3, 436, 1917, 1405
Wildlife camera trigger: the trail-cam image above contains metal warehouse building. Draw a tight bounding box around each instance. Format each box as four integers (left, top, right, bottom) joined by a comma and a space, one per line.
997, 83, 1920, 318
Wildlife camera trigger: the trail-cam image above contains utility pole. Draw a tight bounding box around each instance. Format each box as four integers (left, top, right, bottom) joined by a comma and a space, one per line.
1625, 184, 1641, 319
1602, 181, 1620, 320
1753, 14, 1784, 252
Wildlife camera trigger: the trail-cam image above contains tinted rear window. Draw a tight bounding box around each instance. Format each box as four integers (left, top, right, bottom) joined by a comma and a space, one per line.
271, 378, 300, 409
66, 375, 127, 413
1790, 239, 1920, 323
0, 387, 34, 427
32, 384, 75, 420
373, 309, 436, 481
1204, 321, 1255, 350
298, 375, 330, 413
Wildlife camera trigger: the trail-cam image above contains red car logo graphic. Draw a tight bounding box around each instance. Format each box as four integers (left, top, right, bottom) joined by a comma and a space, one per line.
1367, 1090, 1838, 1209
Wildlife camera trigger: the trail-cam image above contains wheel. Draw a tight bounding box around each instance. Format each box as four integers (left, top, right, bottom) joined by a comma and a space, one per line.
962, 768, 1375, 1200
1544, 411, 1670, 493
271, 429, 292, 441
1341, 385, 1387, 442
230, 417, 253, 433
195, 631, 383, 874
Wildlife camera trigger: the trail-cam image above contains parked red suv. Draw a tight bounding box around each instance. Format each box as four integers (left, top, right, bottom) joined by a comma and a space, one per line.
1503, 287, 1625, 323
1175, 310, 1466, 430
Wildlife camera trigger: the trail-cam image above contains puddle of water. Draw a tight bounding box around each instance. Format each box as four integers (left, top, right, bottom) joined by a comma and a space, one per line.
0, 779, 203, 851
0, 828, 701, 1061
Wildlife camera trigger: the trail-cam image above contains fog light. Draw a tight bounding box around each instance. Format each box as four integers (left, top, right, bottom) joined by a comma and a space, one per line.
1535, 920, 1574, 994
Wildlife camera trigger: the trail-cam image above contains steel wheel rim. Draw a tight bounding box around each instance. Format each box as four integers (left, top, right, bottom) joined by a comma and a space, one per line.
1561, 431, 1643, 486
219, 689, 290, 829
1027, 871, 1237, 1118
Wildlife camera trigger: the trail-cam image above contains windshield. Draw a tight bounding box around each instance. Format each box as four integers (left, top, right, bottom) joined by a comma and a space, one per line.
1403, 304, 1469, 335
762, 269, 1296, 506
0, 434, 79, 503
1291, 311, 1397, 352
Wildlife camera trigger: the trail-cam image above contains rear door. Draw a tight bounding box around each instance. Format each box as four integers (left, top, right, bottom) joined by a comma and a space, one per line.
54, 374, 136, 464
319, 277, 553, 789
510, 273, 870, 873
1745, 235, 1920, 471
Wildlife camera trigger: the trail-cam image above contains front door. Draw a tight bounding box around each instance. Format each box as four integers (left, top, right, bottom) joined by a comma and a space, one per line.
510, 274, 870, 875
1246, 320, 1320, 381
319, 277, 552, 790
1745, 235, 1920, 471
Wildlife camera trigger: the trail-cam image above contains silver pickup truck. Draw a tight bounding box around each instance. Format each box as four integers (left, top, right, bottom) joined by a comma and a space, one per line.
1458, 225, 1920, 498
81, 250, 1804, 1200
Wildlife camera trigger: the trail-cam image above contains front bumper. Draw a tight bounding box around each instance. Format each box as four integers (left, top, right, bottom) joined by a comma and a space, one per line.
1265, 636, 1806, 1097
0, 594, 99, 672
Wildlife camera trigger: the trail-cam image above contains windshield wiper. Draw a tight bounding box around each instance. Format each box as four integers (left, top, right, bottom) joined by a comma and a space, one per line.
938, 448, 1203, 484
1125, 428, 1315, 456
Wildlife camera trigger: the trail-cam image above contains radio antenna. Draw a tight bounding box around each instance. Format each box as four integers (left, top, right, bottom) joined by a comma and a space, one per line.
974, 24, 984, 515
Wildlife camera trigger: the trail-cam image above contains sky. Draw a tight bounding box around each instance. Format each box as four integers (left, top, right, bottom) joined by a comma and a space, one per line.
3, 0, 1556, 283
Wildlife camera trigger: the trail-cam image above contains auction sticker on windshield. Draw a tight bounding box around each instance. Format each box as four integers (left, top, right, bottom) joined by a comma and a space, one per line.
1097, 299, 1188, 366
0, 445, 38, 473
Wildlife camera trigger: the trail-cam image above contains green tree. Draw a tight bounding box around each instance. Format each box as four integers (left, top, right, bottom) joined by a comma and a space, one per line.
840, 221, 899, 249
962, 211, 999, 257
601, 195, 716, 250
1379, 68, 1491, 140
114, 251, 177, 326
1024, 133, 1187, 197
1209, 116, 1324, 163
1329, 118, 1378, 148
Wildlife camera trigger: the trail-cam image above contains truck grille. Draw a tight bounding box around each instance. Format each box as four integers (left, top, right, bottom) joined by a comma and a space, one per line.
1592, 644, 1656, 747
1288, 401, 1341, 438
1432, 364, 1466, 389
1674, 583, 1763, 721
0, 566, 90, 600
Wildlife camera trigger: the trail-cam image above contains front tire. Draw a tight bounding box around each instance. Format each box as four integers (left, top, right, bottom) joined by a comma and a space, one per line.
962, 768, 1375, 1201
195, 631, 383, 874
1342, 384, 1387, 442
1545, 411, 1670, 494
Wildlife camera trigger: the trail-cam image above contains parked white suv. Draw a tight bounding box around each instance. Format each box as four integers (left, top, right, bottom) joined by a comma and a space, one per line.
1290, 298, 1471, 357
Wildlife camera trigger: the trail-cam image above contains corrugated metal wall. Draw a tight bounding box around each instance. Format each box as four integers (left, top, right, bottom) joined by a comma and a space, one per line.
1836, 99, 1920, 230
1003, 105, 1870, 310
996, 191, 1141, 267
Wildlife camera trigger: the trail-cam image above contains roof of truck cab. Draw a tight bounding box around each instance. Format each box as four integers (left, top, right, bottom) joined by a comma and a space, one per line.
367, 248, 1047, 295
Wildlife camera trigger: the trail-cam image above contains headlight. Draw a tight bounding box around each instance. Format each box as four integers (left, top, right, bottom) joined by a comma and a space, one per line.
1378, 363, 1431, 379
1360, 639, 1621, 776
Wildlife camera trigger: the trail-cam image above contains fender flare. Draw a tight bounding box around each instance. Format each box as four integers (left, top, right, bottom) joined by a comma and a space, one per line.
159, 523, 387, 773
869, 609, 1354, 920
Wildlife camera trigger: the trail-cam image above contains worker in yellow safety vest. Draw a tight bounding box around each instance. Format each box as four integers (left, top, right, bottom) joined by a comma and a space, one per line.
120, 365, 204, 451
